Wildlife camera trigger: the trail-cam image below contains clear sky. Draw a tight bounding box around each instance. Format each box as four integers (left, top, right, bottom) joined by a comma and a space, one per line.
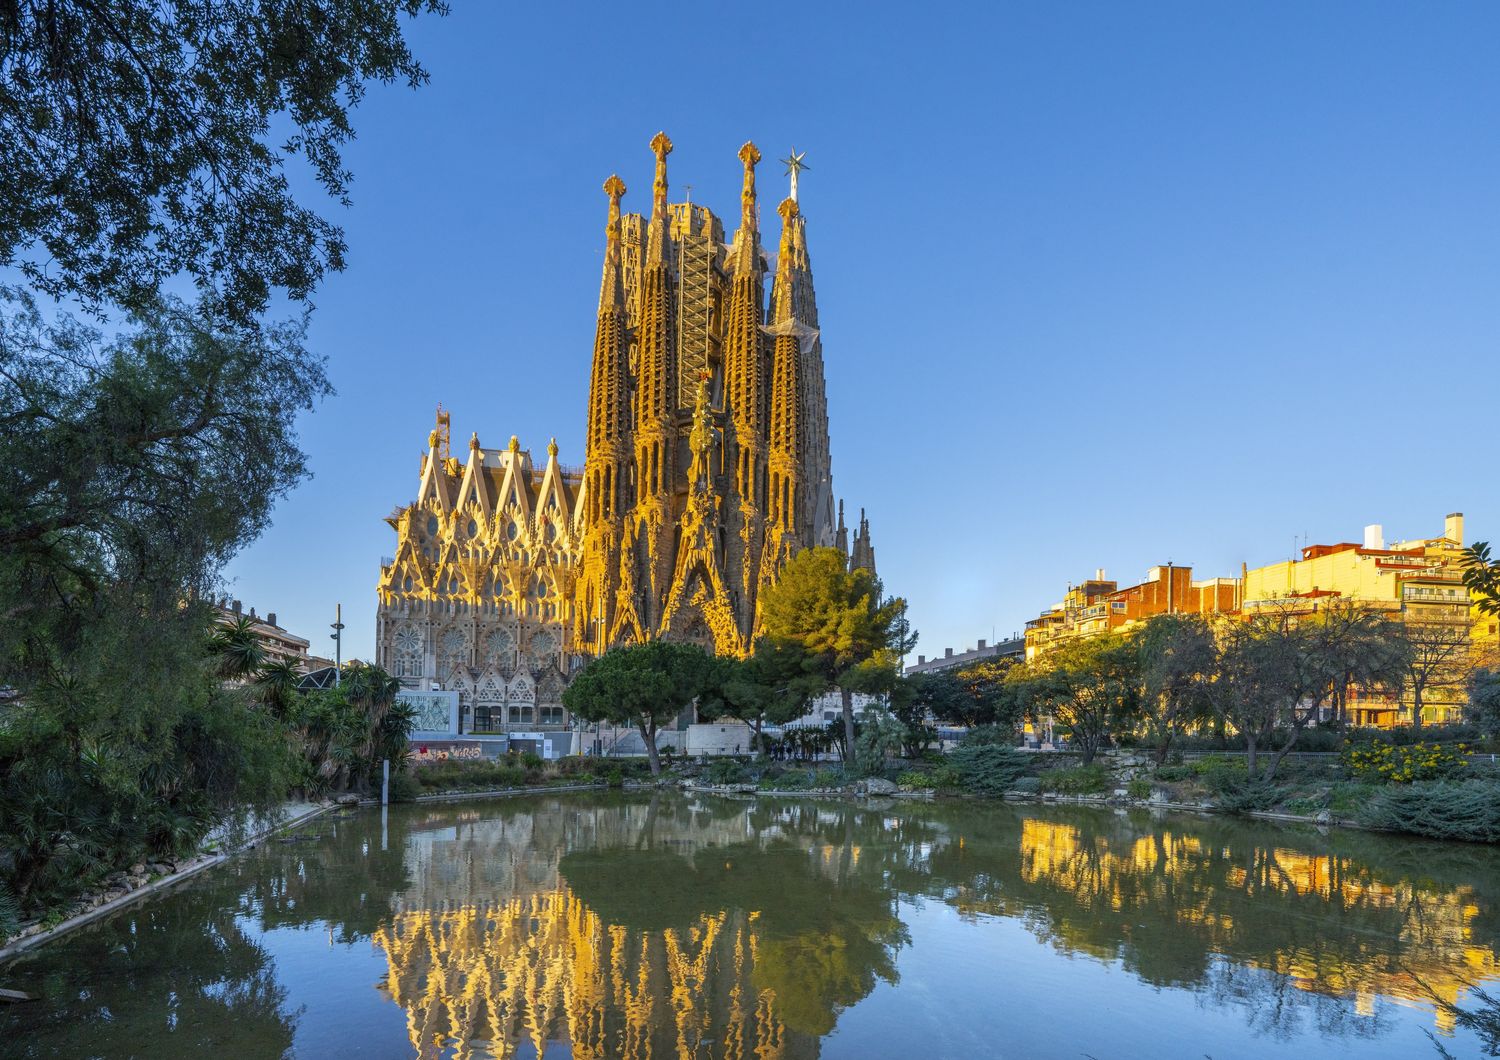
222, 1, 1500, 664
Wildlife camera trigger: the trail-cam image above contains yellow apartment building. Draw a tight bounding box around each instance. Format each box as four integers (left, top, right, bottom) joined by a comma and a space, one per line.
1240, 513, 1476, 726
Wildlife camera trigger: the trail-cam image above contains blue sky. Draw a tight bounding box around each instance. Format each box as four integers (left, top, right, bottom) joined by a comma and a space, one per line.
223, 1, 1500, 663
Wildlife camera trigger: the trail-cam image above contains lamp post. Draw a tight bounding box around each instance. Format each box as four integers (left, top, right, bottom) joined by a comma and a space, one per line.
330, 602, 344, 687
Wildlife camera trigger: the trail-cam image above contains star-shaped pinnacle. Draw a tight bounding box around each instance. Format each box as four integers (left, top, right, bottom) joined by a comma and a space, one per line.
780, 148, 810, 201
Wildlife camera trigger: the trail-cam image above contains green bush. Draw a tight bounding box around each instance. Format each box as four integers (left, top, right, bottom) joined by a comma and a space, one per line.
1343, 741, 1469, 784
0, 882, 20, 942
705, 759, 750, 785
960, 726, 1018, 747
388, 771, 423, 802
1356, 780, 1500, 842
1154, 764, 1196, 783
1039, 765, 1110, 795
1126, 778, 1152, 800
1009, 776, 1042, 794
949, 745, 1032, 796
415, 760, 529, 793
1214, 777, 1288, 813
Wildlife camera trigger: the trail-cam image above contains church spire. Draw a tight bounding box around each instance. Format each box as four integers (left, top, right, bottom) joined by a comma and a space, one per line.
585, 174, 632, 518
598, 174, 626, 311
767, 197, 804, 535
632, 135, 679, 629
646, 131, 672, 266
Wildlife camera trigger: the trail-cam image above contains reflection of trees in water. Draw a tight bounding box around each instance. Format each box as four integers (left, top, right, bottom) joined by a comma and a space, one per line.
1198, 958, 1391, 1043
0, 884, 298, 1058
905, 802, 1500, 1036
364, 795, 1500, 1055
369, 795, 908, 1058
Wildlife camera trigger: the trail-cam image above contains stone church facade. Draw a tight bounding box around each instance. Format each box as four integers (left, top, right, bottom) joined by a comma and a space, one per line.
376, 134, 875, 735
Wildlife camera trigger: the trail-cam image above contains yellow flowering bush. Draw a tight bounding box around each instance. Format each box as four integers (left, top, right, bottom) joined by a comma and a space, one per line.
1342, 741, 1469, 784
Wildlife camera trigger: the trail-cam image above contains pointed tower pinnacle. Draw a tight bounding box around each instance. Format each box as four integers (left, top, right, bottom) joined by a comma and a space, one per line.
598, 174, 627, 310
764, 196, 807, 556
780, 148, 809, 203
738, 141, 761, 232
647, 132, 673, 265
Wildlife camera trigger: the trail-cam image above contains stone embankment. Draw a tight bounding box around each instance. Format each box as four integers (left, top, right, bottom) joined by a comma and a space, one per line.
0, 800, 335, 962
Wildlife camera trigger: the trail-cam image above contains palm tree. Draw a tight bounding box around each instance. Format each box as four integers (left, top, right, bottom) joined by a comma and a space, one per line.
208, 615, 264, 681
253, 660, 301, 718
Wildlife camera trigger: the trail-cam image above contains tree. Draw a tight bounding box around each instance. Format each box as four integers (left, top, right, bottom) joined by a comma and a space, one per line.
887, 676, 938, 757
0, 292, 328, 913
1462, 543, 1500, 617
1466, 668, 1500, 738
1010, 633, 1140, 765
1301, 601, 1407, 729
1202, 609, 1321, 780
1136, 613, 1215, 764
209, 615, 267, 681
757, 547, 915, 760
1393, 620, 1472, 728
699, 647, 810, 757
563, 641, 716, 775
1, 0, 446, 324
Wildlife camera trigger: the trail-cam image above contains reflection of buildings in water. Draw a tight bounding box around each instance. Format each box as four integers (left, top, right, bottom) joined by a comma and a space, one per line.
372, 894, 809, 1060
1012, 818, 1499, 1032
369, 800, 871, 1059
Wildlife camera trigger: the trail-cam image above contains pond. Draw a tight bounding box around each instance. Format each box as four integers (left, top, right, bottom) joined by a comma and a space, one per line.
3, 793, 1499, 1058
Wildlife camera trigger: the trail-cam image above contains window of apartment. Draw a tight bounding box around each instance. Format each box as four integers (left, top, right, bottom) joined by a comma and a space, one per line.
539, 706, 564, 725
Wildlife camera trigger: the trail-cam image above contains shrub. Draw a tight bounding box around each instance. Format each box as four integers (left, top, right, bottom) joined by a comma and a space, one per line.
1126, 778, 1152, 800
1214, 777, 1288, 814
705, 759, 750, 785
1039, 765, 1110, 795
415, 760, 529, 793
896, 770, 933, 789
1356, 780, 1500, 842
1343, 741, 1469, 784
605, 767, 624, 788
1009, 776, 1042, 794
949, 745, 1032, 796
388, 771, 423, 802
1192, 756, 1248, 793
961, 726, 1018, 747
520, 751, 545, 771
1154, 765, 1196, 783
926, 764, 962, 790
0, 883, 20, 942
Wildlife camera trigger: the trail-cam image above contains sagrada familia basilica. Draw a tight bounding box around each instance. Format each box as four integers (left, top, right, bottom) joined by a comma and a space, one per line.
375, 135, 876, 733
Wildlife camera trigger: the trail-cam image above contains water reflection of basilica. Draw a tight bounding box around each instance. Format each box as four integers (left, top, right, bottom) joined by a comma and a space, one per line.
365, 795, 1500, 1058
371, 798, 903, 1059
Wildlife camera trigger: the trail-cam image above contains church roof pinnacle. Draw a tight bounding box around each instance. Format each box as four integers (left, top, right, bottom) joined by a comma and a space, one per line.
647, 133, 672, 266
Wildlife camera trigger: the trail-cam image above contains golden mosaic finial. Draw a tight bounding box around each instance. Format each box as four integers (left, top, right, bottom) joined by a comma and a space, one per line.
427, 429, 439, 448
650, 132, 672, 211
547, 437, 559, 459
508, 434, 521, 454
469, 431, 480, 451
738, 141, 761, 226
602, 174, 625, 232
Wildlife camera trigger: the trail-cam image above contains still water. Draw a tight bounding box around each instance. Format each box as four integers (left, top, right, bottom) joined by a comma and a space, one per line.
3, 793, 1499, 1059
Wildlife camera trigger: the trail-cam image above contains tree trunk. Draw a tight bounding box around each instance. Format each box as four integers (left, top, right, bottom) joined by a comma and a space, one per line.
1245, 734, 1259, 779
840, 686, 856, 766
1266, 726, 1301, 783
638, 717, 661, 776
1411, 683, 1424, 730
1154, 733, 1172, 767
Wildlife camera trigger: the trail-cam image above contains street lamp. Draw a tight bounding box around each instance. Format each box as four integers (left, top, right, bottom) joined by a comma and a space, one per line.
330, 602, 344, 687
